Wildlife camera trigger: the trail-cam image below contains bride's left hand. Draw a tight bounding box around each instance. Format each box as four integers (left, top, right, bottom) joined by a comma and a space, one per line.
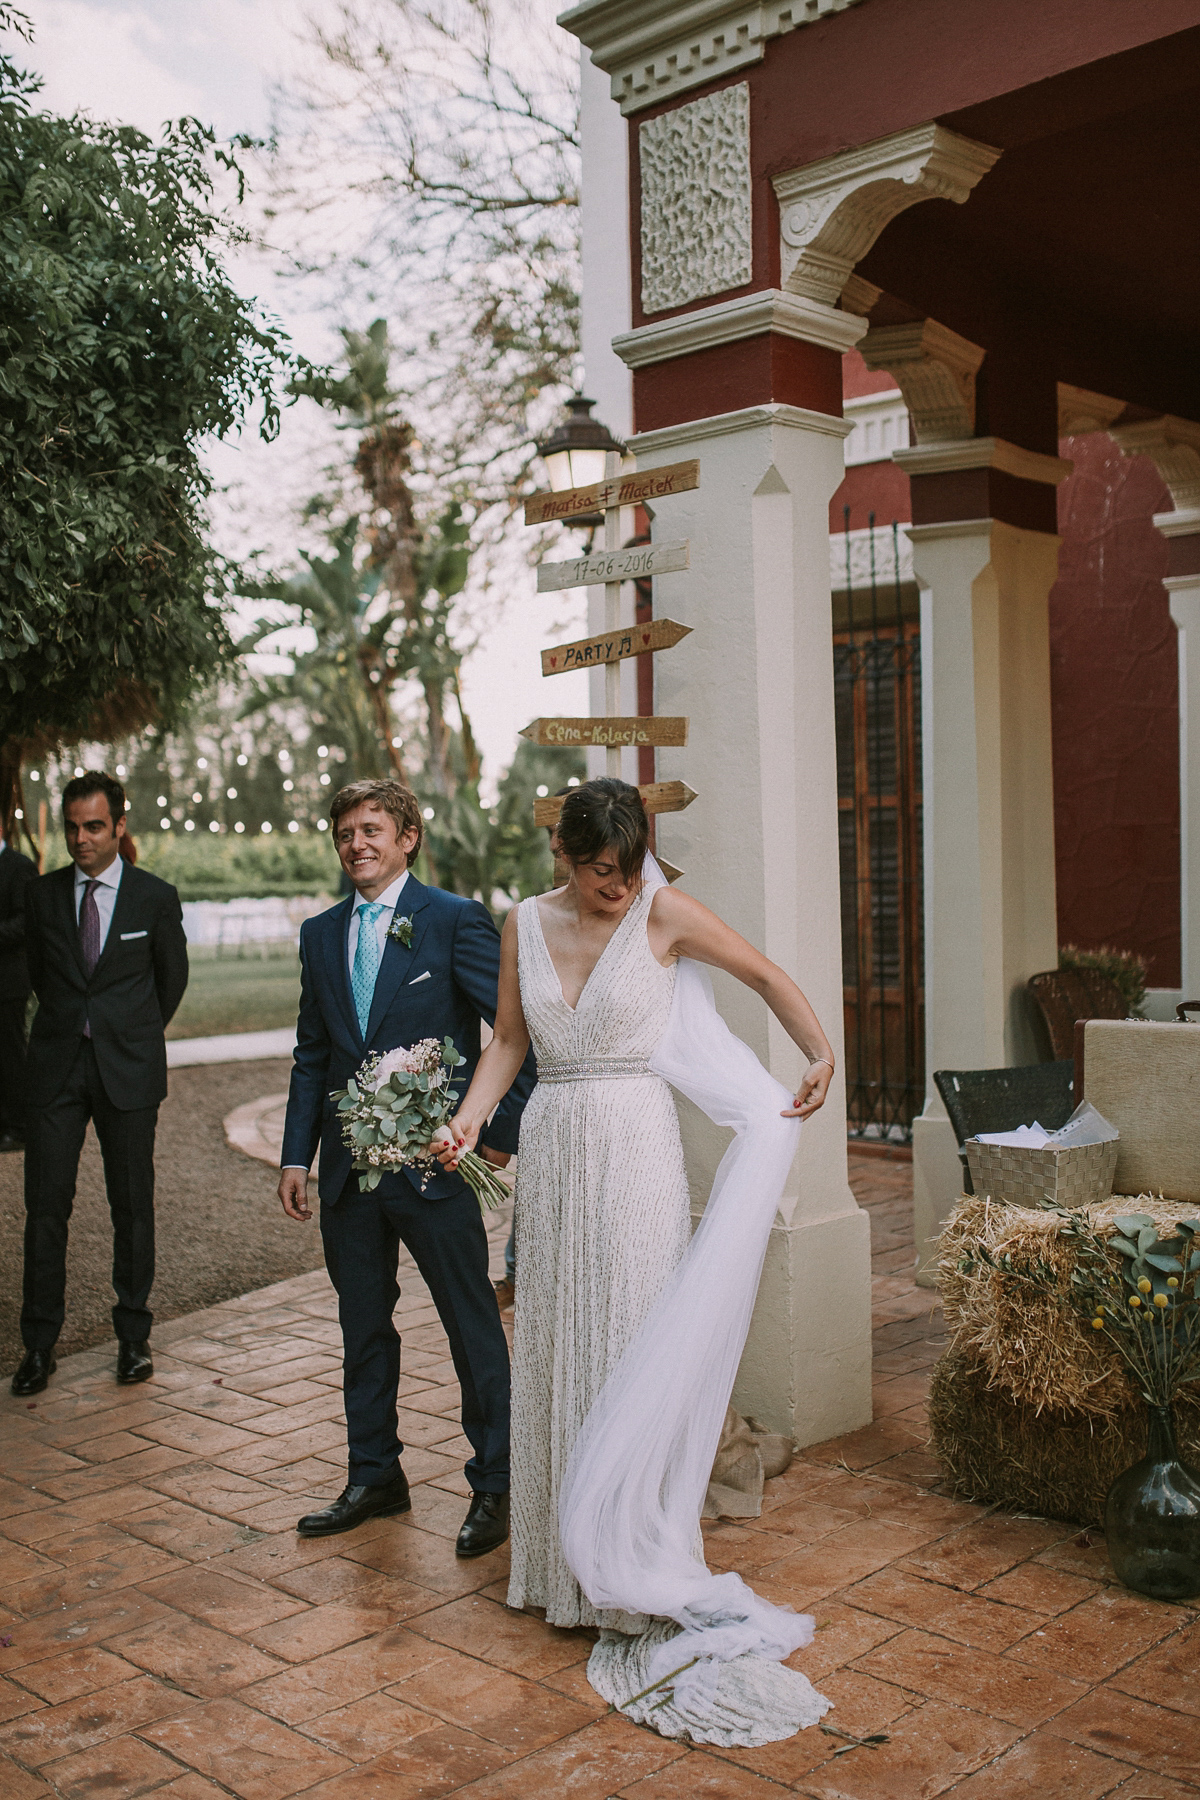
782, 1060, 833, 1119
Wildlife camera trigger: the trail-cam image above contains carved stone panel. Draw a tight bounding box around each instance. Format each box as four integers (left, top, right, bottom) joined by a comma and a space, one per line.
640, 83, 752, 316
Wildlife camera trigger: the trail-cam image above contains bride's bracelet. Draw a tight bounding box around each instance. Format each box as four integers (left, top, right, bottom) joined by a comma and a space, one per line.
810, 1056, 835, 1074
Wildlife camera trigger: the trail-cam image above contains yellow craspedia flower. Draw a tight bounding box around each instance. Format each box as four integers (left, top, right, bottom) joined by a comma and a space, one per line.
1092, 1318, 1104, 1330
1129, 1294, 1142, 1307
1168, 1277, 1180, 1288
1095, 1305, 1105, 1315
1154, 1293, 1169, 1308
1138, 1277, 1152, 1293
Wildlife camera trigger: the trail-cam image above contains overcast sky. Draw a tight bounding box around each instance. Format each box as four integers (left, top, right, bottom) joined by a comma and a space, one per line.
17, 0, 589, 789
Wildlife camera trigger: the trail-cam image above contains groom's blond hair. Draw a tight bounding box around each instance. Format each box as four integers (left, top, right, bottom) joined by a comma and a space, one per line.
329, 779, 424, 864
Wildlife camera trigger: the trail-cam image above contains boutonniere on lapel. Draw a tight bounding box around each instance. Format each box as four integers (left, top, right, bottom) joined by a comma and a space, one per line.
387, 914, 414, 949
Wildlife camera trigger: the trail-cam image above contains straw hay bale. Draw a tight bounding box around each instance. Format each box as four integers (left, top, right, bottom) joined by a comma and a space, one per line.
929, 1351, 1200, 1526
929, 1192, 1200, 1524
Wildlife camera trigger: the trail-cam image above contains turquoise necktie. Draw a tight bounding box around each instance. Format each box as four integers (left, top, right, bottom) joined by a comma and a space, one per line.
352, 901, 385, 1038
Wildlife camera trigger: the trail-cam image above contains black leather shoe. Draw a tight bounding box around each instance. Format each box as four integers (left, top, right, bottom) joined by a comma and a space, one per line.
11, 1350, 55, 1397
456, 1490, 510, 1559
0, 1130, 24, 1153
297, 1470, 411, 1538
117, 1340, 153, 1384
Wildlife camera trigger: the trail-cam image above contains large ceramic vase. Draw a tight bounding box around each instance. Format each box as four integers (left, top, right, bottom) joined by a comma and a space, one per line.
1105, 1403, 1200, 1601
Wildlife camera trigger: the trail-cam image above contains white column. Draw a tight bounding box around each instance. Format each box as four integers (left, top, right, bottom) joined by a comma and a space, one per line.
633, 403, 873, 1446
907, 518, 1062, 1278
1164, 526, 1200, 1003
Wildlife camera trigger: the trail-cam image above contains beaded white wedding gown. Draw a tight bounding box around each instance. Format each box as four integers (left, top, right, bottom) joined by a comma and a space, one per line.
508, 880, 830, 1747
509, 883, 688, 1630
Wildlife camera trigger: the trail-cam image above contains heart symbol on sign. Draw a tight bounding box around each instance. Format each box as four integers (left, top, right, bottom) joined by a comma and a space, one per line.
550, 656, 558, 667
641, 633, 650, 646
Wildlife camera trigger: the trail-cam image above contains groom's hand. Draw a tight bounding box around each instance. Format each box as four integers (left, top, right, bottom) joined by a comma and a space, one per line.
278, 1168, 312, 1222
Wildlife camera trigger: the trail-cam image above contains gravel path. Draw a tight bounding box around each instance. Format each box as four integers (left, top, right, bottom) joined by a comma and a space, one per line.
0, 1057, 327, 1377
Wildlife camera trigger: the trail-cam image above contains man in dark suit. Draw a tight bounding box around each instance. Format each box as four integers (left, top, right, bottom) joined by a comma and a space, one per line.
0, 829, 37, 1153
279, 778, 535, 1555
12, 771, 189, 1397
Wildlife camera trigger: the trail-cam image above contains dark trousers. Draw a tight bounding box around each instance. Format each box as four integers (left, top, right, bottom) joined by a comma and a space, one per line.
321, 1175, 510, 1492
21, 1040, 158, 1350
0, 996, 28, 1135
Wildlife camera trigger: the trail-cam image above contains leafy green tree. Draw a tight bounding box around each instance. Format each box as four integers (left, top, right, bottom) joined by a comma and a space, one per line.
0, 7, 306, 836
291, 319, 480, 798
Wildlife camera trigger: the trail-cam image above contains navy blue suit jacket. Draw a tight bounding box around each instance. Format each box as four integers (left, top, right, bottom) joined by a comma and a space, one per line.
281, 874, 535, 1205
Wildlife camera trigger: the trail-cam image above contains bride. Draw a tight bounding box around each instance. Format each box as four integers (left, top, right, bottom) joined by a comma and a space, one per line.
438, 777, 837, 1746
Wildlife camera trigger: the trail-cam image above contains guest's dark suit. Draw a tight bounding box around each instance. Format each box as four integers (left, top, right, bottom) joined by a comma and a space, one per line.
21, 862, 189, 1349
0, 843, 37, 1137
282, 874, 536, 1492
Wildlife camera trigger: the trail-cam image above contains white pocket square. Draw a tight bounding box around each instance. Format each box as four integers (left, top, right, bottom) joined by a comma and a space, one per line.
408, 970, 431, 985
119, 930, 148, 940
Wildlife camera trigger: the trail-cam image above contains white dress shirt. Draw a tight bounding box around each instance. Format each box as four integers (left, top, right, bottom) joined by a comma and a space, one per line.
74, 855, 124, 956
347, 869, 410, 977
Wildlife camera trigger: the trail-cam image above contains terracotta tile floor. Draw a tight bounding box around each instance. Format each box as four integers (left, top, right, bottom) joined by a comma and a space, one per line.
2, 1149, 1197, 1798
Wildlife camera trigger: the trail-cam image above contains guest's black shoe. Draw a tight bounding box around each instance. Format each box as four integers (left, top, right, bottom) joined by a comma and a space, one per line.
297, 1470, 412, 1538
0, 1130, 24, 1153
456, 1490, 510, 1559
11, 1350, 55, 1397
117, 1340, 153, 1384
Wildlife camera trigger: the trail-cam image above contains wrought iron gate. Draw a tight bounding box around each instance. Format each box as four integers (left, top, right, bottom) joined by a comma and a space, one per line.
834, 516, 925, 1141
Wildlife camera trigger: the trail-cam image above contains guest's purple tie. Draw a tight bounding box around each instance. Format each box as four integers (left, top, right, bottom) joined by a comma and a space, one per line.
80, 879, 102, 973
80, 879, 101, 1038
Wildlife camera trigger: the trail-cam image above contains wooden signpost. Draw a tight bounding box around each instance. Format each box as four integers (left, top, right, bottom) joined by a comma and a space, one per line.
540, 618, 691, 677
533, 780, 698, 829
522, 443, 700, 863
536, 541, 689, 593
521, 716, 689, 750
523, 459, 699, 528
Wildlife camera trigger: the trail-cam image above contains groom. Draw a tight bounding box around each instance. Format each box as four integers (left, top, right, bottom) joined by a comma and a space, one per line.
278, 778, 535, 1556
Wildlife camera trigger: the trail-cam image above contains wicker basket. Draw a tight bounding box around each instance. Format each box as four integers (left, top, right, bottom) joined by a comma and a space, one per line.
964, 1136, 1118, 1209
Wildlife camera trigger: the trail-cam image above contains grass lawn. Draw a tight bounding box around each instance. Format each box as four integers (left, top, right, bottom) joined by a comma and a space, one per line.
167, 948, 302, 1039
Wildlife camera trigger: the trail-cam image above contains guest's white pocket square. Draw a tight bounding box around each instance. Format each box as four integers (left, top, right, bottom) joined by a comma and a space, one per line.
119, 930, 148, 940
408, 970, 431, 985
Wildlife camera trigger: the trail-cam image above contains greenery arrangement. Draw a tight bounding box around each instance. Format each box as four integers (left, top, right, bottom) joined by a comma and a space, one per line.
0, 7, 307, 834
1059, 943, 1148, 1017
965, 1202, 1200, 1409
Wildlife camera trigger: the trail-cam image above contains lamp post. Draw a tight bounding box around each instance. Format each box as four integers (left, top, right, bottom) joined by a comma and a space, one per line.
535, 395, 627, 773
534, 395, 625, 529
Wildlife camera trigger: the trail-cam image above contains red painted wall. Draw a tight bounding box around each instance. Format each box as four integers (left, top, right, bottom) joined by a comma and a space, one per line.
833, 360, 1182, 985
1050, 434, 1181, 985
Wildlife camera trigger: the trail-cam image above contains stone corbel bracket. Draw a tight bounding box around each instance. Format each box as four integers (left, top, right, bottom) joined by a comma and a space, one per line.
860, 319, 985, 443
1110, 415, 1200, 515
1057, 384, 1125, 438
772, 124, 1001, 307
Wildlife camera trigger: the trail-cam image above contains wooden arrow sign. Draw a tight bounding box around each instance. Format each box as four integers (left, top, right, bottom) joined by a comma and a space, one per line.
533, 780, 698, 828
520, 716, 688, 750
536, 541, 689, 592
523, 458, 700, 527
541, 618, 691, 677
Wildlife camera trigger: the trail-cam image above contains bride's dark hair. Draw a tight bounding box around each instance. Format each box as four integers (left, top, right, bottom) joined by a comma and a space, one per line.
556, 778, 648, 884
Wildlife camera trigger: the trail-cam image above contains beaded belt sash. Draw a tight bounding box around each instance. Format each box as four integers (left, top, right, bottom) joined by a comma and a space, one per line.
537, 1056, 653, 1083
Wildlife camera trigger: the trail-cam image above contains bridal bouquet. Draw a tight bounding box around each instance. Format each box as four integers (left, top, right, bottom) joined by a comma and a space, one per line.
330, 1037, 510, 1211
